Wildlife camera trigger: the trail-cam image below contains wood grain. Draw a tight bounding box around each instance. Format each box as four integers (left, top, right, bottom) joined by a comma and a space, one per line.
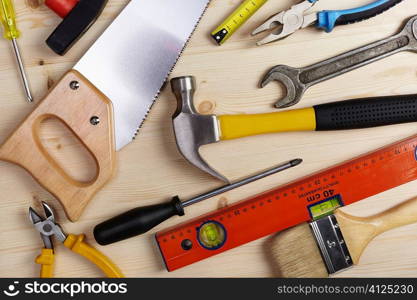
1, 0, 417, 278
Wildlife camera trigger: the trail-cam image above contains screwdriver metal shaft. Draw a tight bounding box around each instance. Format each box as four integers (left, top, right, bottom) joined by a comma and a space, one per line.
182, 158, 303, 207
0, 0, 33, 102
11, 38, 32, 102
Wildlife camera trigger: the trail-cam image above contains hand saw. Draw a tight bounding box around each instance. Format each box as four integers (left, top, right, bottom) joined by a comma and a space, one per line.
156, 134, 417, 271
0, 0, 211, 221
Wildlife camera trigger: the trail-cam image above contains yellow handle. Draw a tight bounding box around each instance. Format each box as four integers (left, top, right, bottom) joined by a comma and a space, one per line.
218, 108, 316, 140
0, 0, 20, 40
35, 248, 55, 278
64, 234, 124, 278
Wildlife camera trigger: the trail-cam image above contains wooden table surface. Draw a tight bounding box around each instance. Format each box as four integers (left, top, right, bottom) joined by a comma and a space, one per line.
2, 0, 417, 278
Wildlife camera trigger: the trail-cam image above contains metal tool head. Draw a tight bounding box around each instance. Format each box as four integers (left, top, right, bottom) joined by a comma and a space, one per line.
73, 0, 211, 150
404, 15, 417, 50
261, 15, 417, 109
171, 76, 229, 183
260, 65, 306, 108
252, 0, 317, 46
29, 202, 67, 244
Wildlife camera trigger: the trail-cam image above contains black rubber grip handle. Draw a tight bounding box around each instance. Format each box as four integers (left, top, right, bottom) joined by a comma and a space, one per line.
335, 0, 403, 26
94, 197, 184, 245
314, 94, 417, 131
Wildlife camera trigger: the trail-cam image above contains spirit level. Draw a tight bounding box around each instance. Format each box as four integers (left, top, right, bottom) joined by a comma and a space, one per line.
211, 0, 267, 45
157, 134, 417, 271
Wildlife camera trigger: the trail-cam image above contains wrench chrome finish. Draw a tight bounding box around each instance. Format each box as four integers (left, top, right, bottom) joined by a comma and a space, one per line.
261, 16, 417, 108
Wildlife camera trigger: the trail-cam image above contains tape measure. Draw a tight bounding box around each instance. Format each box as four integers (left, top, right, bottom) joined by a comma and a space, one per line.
157, 134, 417, 271
211, 0, 267, 45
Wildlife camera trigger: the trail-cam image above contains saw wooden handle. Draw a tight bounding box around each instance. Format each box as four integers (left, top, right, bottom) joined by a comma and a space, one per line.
0, 70, 116, 221
336, 196, 417, 264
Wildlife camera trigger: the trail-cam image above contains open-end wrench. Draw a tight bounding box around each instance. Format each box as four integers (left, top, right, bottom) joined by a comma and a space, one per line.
261, 15, 417, 108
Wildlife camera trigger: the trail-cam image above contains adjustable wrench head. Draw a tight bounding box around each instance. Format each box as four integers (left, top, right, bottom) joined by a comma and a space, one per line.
260, 65, 306, 108
171, 76, 229, 183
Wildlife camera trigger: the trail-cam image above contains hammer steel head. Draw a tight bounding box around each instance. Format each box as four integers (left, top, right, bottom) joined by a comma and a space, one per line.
171, 76, 229, 183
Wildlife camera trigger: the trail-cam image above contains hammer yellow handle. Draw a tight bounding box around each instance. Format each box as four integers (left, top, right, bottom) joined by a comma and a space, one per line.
218, 108, 316, 140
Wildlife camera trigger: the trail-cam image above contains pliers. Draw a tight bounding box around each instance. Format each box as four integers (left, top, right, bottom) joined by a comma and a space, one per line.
252, 0, 404, 45
29, 202, 124, 278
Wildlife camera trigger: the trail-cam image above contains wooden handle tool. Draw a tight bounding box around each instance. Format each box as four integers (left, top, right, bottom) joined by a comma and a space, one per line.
0, 71, 116, 221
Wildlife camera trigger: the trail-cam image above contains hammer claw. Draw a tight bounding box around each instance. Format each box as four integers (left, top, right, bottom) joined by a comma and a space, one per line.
182, 147, 230, 183
171, 76, 228, 183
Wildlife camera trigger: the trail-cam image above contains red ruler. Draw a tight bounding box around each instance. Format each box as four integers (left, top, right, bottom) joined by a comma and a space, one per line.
156, 135, 417, 271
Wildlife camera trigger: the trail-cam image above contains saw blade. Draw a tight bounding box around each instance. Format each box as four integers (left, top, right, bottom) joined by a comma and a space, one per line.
74, 0, 211, 150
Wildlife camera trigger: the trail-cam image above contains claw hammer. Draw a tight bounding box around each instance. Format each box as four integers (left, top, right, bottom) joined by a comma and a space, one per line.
171, 76, 417, 182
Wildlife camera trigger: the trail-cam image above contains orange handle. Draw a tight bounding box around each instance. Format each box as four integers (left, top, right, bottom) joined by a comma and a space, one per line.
0, 70, 116, 221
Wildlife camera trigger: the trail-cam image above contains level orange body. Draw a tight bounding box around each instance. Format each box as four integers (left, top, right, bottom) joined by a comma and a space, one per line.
156, 135, 417, 271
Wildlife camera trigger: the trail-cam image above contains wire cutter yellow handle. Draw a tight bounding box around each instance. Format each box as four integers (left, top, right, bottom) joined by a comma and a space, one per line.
64, 234, 124, 278
35, 248, 55, 278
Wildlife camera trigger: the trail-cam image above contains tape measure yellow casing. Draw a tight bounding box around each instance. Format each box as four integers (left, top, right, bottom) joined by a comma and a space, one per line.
211, 0, 267, 45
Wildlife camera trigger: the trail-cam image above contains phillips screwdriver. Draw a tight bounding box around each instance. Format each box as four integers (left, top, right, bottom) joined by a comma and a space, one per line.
94, 159, 303, 245
0, 0, 33, 102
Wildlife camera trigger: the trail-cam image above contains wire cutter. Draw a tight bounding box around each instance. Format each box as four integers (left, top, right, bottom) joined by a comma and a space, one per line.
29, 202, 124, 278
252, 0, 403, 45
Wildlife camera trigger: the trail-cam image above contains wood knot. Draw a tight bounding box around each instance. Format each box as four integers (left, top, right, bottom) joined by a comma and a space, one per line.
39, 60, 45, 66
198, 101, 215, 114
47, 77, 55, 89
26, 0, 41, 9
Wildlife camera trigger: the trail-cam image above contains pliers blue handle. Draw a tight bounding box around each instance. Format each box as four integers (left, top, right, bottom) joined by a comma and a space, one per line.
252, 0, 404, 45
318, 0, 403, 32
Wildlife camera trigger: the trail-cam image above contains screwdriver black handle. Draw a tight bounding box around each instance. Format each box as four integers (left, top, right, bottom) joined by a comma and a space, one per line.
94, 197, 184, 245
314, 94, 417, 131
